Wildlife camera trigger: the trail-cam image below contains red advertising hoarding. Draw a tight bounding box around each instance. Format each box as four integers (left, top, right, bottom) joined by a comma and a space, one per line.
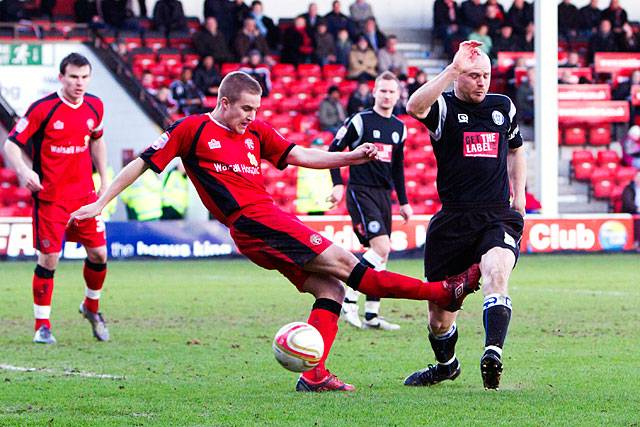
594, 52, 640, 76
631, 85, 640, 106
558, 100, 630, 123
558, 84, 611, 101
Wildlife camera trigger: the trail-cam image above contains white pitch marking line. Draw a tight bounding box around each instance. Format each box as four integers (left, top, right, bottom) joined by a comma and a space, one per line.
0, 364, 125, 380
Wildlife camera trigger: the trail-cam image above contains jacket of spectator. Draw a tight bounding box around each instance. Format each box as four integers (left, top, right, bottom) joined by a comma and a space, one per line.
314, 22, 337, 65
193, 56, 222, 97
617, 23, 640, 52
589, 20, 618, 61
74, 0, 99, 23
506, 0, 533, 37
302, 2, 320, 36
152, 0, 187, 33
281, 17, 314, 65
459, 0, 485, 35
335, 29, 353, 67
377, 36, 408, 76
491, 26, 520, 58
234, 18, 270, 62
348, 37, 377, 80
578, 1, 601, 33
434, 0, 459, 31
558, 0, 580, 35
349, 0, 374, 29
238, 51, 272, 96
192, 17, 233, 64
485, 4, 504, 39
468, 25, 492, 56
170, 68, 205, 115
101, 0, 129, 28
347, 82, 374, 116
319, 88, 346, 132
325, 2, 354, 38
248, 1, 280, 50
621, 177, 639, 214
601, 2, 628, 32
362, 18, 386, 52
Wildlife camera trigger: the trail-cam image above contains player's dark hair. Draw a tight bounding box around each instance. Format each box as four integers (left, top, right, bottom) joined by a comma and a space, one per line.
59, 53, 91, 75
218, 71, 262, 103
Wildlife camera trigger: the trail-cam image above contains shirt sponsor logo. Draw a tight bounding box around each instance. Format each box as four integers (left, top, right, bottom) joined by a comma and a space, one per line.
245, 138, 254, 150
50, 144, 89, 154
151, 132, 169, 150
373, 130, 381, 139
212, 162, 260, 175
463, 132, 499, 158
492, 110, 504, 125
208, 139, 221, 149
457, 113, 468, 123
373, 143, 392, 162
392, 131, 400, 144
310, 234, 323, 246
53, 120, 64, 130
16, 117, 28, 133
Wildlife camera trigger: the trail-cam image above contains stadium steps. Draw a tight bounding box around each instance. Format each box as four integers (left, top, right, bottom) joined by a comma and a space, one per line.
390, 28, 448, 75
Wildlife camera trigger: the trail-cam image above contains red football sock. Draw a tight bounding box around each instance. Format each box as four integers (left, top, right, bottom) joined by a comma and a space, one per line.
33, 265, 55, 330
302, 299, 341, 382
83, 259, 107, 313
347, 263, 449, 305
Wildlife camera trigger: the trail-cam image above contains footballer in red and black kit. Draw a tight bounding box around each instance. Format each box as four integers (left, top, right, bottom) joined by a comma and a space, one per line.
403, 41, 527, 390
4, 53, 110, 344
72, 71, 482, 392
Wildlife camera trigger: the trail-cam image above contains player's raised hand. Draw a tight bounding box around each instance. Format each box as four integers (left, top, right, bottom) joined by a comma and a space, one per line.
452, 40, 483, 73
351, 142, 378, 164
326, 184, 344, 210
20, 168, 43, 192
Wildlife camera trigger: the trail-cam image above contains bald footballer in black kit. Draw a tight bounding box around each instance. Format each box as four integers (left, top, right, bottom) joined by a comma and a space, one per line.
403, 41, 527, 390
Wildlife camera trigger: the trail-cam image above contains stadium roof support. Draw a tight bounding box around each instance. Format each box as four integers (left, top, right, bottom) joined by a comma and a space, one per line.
535, 0, 559, 215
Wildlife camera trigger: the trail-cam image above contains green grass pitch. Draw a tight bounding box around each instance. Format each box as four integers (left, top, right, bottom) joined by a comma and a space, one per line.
1, 254, 639, 426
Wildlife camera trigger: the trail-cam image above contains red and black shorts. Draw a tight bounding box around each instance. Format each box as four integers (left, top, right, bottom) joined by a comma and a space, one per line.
33, 193, 107, 254
424, 206, 524, 281
229, 203, 332, 290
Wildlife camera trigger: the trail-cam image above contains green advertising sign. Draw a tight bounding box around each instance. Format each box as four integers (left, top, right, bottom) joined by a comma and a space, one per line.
0, 44, 43, 65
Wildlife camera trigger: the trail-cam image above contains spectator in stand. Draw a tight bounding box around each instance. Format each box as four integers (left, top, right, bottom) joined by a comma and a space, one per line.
459, 0, 485, 38
522, 22, 535, 51
348, 35, 378, 81
601, 0, 627, 34
238, 50, 272, 96
302, 2, 321, 36
516, 67, 535, 125
621, 169, 639, 216
506, 0, 533, 39
589, 19, 618, 62
281, 16, 315, 65
101, 0, 137, 30
468, 24, 492, 56
433, 0, 460, 57
525, 188, 541, 214
155, 86, 178, 116
349, 0, 374, 32
235, 17, 272, 64
335, 28, 353, 67
561, 51, 582, 68
204, 0, 247, 45
170, 67, 206, 116
152, 0, 187, 35
230, 0, 251, 34
74, 0, 99, 23
491, 25, 518, 60
485, 0, 505, 16
0, 0, 27, 21
319, 85, 346, 133
485, 3, 504, 41
621, 125, 640, 169
558, 0, 580, 43
407, 69, 427, 97
613, 70, 640, 125
325, 0, 354, 39
362, 17, 386, 53
314, 20, 337, 66
347, 80, 374, 116
558, 69, 579, 84
578, 0, 602, 37
377, 35, 409, 77
248, 1, 279, 51
617, 22, 640, 52
113, 39, 129, 60
192, 17, 233, 65
141, 70, 157, 95
193, 56, 222, 97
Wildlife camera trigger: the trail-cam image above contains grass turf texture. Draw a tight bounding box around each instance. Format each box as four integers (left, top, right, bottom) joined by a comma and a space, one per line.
0, 254, 639, 426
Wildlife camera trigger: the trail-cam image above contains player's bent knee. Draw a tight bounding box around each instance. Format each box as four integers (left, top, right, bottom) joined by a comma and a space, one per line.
38, 253, 60, 270
86, 246, 107, 264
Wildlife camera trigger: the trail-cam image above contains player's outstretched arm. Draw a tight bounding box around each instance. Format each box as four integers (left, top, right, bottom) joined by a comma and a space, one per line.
285, 143, 378, 169
406, 40, 483, 119
2, 139, 43, 192
70, 158, 149, 221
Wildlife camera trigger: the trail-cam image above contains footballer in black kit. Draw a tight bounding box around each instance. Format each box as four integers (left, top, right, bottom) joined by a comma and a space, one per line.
328, 71, 413, 331
403, 41, 527, 390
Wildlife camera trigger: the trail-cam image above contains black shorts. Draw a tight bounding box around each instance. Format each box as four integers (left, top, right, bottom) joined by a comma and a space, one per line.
424, 207, 524, 281
346, 185, 392, 246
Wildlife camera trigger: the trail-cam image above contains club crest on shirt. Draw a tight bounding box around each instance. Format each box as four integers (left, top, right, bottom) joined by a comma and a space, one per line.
310, 234, 323, 246
208, 138, 221, 149
152, 132, 170, 150
373, 129, 381, 139
16, 117, 29, 133
245, 138, 254, 150
368, 221, 381, 233
86, 118, 95, 130
53, 120, 64, 130
392, 131, 400, 144
492, 110, 504, 125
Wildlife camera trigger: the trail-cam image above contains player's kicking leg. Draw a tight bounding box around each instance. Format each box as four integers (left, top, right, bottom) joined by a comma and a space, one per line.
479, 247, 515, 390
79, 245, 109, 341
295, 274, 355, 392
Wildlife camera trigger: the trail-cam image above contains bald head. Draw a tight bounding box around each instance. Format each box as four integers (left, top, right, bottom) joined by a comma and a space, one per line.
455, 49, 491, 103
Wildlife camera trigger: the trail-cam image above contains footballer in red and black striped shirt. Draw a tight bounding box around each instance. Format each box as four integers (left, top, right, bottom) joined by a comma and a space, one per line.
3, 53, 110, 344
71, 71, 482, 392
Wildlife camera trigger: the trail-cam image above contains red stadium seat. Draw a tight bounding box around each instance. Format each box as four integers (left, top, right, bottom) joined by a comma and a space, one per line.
272, 63, 296, 81
592, 178, 613, 199
589, 124, 611, 146
596, 149, 620, 167
145, 37, 167, 51
0, 168, 19, 186
564, 126, 587, 146
323, 64, 346, 83
571, 149, 595, 165
298, 115, 319, 132
616, 166, 637, 186
183, 53, 200, 68
298, 64, 322, 83
573, 161, 595, 182
221, 63, 241, 75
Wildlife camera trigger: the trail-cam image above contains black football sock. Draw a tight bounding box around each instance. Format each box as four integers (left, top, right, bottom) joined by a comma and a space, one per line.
429, 323, 459, 374
483, 294, 512, 358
